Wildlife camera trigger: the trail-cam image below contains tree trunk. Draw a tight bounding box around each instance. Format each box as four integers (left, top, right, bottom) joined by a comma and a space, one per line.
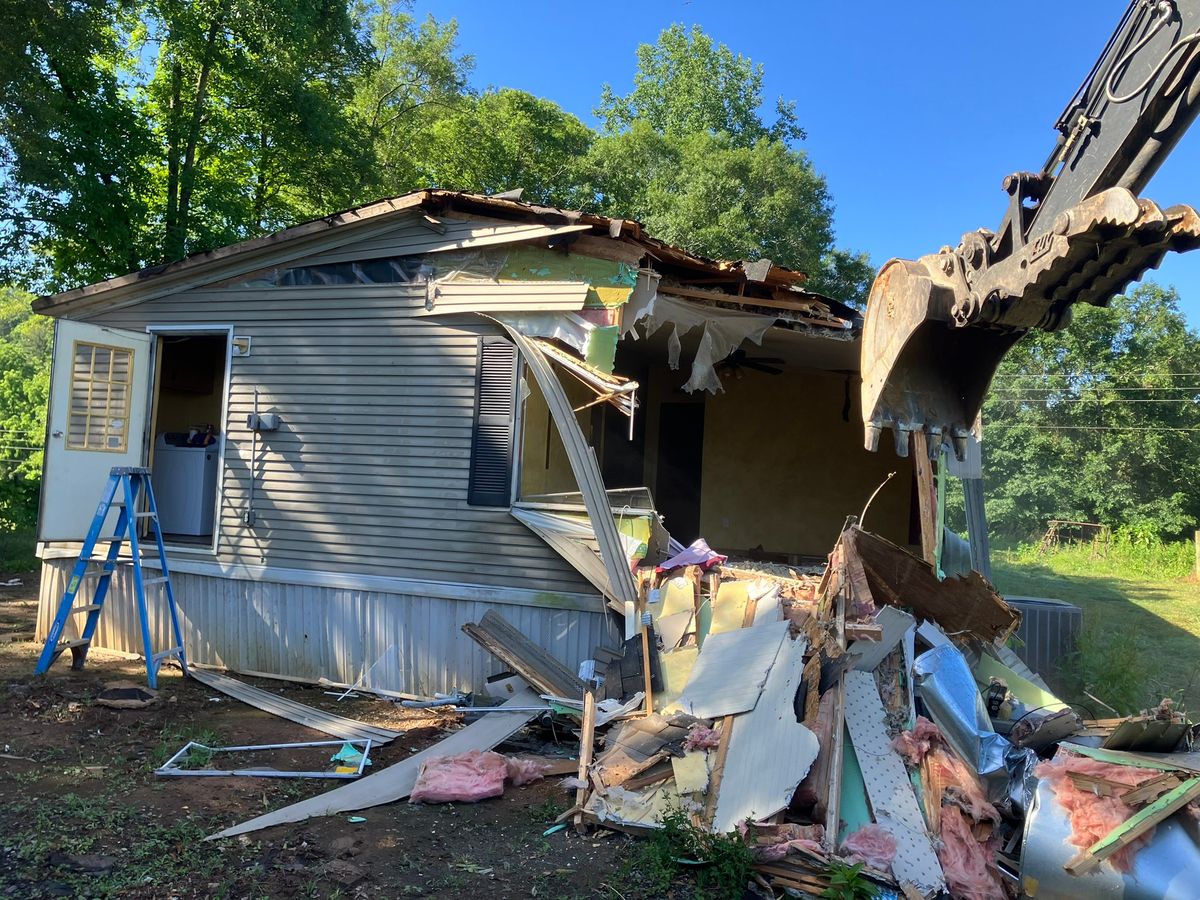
164, 62, 182, 257
165, 0, 229, 262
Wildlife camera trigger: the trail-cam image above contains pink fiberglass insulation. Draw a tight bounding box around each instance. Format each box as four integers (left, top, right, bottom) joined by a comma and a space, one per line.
938, 806, 1006, 900
891, 715, 942, 766
1034, 753, 1163, 872
754, 838, 826, 863
506, 756, 548, 786
928, 747, 1001, 825
745, 823, 826, 864
839, 824, 897, 873
683, 724, 721, 752
409, 751, 547, 804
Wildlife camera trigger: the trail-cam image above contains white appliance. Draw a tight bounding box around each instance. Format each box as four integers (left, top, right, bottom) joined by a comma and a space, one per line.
151, 434, 219, 535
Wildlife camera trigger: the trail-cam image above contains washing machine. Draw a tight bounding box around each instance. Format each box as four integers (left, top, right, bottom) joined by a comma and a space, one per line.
151, 434, 220, 535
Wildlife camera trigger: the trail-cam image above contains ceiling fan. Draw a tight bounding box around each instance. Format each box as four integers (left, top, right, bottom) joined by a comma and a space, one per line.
716, 347, 785, 377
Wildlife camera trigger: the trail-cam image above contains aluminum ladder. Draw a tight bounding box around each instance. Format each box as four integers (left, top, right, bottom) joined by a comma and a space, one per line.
34, 467, 188, 688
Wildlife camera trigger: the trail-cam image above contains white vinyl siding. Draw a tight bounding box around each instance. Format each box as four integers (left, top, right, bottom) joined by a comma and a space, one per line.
80, 284, 594, 596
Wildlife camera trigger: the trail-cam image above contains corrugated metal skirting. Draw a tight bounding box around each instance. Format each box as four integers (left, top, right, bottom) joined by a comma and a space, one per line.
36, 560, 608, 696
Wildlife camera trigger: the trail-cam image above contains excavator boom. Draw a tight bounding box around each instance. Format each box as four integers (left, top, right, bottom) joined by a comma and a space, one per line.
863, 0, 1200, 459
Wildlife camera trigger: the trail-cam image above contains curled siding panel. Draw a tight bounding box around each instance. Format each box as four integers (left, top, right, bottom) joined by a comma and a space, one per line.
35, 559, 608, 696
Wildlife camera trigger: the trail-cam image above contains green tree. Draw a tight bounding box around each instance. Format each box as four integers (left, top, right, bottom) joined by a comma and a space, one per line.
413, 89, 593, 206
0, 0, 155, 287
1, 0, 387, 290
0, 286, 51, 531
587, 26, 872, 304
350, 2, 472, 195
596, 24, 802, 146
983, 283, 1200, 540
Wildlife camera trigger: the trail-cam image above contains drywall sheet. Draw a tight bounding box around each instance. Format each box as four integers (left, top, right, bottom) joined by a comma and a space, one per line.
708, 581, 750, 635
656, 646, 699, 711
189, 669, 400, 744
669, 621, 789, 719
849, 607, 916, 672
843, 670, 946, 896
207, 689, 540, 840
711, 634, 818, 833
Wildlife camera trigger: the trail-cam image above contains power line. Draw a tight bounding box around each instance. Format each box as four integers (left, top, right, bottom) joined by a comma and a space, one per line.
993, 371, 1200, 380
992, 386, 1200, 393
986, 424, 1200, 432
993, 397, 1200, 403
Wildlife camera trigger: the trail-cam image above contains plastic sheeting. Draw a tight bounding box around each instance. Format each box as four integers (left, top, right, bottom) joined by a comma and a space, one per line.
622, 290, 777, 394
913, 643, 1041, 817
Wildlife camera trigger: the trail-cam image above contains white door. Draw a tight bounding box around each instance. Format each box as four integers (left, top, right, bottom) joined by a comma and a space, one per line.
40, 319, 152, 541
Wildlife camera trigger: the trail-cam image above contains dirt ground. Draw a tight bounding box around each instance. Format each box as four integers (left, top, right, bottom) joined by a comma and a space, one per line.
0, 571, 669, 899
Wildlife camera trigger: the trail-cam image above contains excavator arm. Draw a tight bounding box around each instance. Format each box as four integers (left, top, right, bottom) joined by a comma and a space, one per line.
862, 0, 1200, 460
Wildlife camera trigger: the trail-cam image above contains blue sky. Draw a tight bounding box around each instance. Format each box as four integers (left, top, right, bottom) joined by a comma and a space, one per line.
415, 0, 1200, 324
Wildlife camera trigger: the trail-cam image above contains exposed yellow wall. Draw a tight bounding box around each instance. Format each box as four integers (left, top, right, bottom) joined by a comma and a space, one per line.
518, 369, 597, 497
697, 368, 914, 556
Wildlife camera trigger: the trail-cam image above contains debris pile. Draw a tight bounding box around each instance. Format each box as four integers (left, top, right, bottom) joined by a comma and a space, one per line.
561, 525, 1200, 898
198, 524, 1199, 898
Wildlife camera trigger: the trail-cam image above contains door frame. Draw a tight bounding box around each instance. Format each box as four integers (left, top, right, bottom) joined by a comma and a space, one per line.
145, 323, 235, 555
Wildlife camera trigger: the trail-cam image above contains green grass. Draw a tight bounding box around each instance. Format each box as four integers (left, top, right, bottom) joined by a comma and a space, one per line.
0, 525, 37, 571
992, 539, 1200, 715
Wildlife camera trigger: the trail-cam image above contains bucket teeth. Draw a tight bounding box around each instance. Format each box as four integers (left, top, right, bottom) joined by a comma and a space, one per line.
861, 189, 1200, 456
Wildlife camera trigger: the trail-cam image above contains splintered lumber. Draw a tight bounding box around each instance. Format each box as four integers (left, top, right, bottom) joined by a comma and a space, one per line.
711, 635, 819, 833
205, 689, 541, 840
462, 610, 587, 699
575, 690, 596, 833
188, 669, 401, 744
1065, 777, 1200, 875
912, 431, 939, 565
843, 526, 1019, 643
1121, 773, 1184, 805
843, 670, 945, 896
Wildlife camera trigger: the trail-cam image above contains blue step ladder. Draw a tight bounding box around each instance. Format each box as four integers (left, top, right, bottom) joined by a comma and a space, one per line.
35, 467, 188, 688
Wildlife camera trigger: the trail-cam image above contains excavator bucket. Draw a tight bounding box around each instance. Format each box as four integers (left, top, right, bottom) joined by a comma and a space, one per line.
860, 189, 1200, 460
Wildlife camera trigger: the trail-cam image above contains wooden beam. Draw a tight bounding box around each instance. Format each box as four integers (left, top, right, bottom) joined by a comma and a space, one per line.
574, 690, 597, 834
912, 431, 938, 566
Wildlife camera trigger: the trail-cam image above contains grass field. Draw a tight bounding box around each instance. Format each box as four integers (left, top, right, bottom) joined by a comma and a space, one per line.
992, 540, 1200, 717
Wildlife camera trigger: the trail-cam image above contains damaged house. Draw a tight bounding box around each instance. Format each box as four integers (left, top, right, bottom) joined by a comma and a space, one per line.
33, 190, 915, 694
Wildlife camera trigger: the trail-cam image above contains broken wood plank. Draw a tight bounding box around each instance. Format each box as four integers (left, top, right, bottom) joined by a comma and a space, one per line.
844, 526, 1020, 643
206, 689, 541, 839
912, 431, 938, 566
621, 759, 674, 791
462, 609, 587, 699
575, 690, 596, 833
843, 670, 945, 895
1065, 777, 1200, 875
188, 669, 401, 744
711, 635, 818, 833
1120, 773, 1184, 805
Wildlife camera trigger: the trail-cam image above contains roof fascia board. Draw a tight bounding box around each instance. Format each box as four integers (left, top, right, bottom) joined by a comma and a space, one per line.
36, 193, 432, 317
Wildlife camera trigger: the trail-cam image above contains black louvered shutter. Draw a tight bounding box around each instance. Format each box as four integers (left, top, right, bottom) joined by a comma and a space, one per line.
468, 337, 518, 506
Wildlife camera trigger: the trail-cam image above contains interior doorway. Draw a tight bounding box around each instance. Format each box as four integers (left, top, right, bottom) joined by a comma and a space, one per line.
148, 332, 228, 547
654, 402, 705, 543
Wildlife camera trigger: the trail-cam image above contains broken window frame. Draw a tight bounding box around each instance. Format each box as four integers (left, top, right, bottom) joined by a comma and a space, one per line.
155, 738, 373, 779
